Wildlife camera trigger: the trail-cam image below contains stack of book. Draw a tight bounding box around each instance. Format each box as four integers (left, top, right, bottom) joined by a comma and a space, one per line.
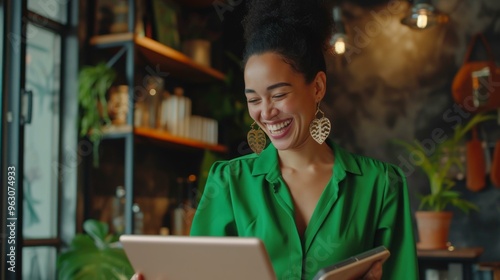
187, 116, 218, 145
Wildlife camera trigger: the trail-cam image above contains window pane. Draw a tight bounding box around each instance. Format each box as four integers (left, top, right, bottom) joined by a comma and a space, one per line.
23, 23, 61, 239
22, 247, 57, 280
0, 0, 3, 158
28, 0, 66, 23
0, 0, 3, 105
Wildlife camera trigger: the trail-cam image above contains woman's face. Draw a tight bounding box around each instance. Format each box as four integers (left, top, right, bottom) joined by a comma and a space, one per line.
244, 52, 326, 151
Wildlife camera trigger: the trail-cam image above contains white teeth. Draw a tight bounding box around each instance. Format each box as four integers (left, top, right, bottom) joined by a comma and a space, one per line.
266, 120, 291, 134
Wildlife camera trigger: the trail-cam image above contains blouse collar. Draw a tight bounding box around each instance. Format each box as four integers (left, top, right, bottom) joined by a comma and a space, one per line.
251, 139, 362, 181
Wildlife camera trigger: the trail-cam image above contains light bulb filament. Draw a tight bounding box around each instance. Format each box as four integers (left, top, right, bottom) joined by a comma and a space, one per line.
417, 14, 428, 28
334, 38, 346, 54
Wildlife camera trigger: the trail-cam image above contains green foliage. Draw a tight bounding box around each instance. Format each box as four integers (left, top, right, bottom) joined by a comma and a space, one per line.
394, 113, 495, 213
78, 62, 116, 166
57, 219, 133, 280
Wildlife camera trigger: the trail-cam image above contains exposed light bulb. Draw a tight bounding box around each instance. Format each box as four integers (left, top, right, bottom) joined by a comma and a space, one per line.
334, 38, 346, 54
416, 14, 428, 29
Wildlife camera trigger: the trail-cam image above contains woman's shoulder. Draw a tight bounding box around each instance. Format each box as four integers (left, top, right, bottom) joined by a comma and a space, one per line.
209, 152, 261, 172
211, 143, 279, 171
337, 147, 408, 196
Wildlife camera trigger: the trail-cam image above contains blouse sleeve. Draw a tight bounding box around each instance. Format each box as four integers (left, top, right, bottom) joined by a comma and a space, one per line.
376, 165, 419, 280
190, 161, 237, 236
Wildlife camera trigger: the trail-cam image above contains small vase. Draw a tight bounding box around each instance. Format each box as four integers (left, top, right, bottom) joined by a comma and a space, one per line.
107, 85, 129, 126
415, 211, 453, 250
181, 39, 211, 67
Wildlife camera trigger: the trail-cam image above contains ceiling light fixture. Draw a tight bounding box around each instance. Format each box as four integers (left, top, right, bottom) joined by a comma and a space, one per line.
401, 0, 448, 30
330, 7, 347, 55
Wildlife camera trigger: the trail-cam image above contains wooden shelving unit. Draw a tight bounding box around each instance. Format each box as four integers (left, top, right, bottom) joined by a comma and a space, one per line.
175, 0, 216, 8
84, 0, 229, 235
134, 127, 227, 153
417, 247, 484, 280
90, 33, 226, 82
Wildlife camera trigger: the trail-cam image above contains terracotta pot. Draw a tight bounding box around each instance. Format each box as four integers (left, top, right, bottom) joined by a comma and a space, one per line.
415, 211, 453, 250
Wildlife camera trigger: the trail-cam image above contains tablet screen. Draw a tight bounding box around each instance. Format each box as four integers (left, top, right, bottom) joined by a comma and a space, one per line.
120, 235, 277, 280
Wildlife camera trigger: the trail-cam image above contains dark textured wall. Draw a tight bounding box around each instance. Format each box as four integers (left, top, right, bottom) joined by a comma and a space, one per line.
323, 0, 500, 261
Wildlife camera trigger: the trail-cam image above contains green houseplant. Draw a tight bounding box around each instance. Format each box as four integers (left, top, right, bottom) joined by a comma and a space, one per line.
57, 219, 133, 280
78, 62, 116, 166
394, 112, 495, 249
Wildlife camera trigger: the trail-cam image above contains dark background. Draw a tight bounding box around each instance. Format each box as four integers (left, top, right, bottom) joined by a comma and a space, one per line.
216, 0, 500, 262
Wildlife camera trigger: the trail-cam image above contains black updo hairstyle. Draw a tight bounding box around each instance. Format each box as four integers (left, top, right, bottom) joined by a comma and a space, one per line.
242, 0, 333, 84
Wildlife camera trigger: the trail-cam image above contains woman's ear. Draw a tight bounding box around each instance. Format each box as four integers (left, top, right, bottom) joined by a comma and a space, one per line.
313, 71, 327, 102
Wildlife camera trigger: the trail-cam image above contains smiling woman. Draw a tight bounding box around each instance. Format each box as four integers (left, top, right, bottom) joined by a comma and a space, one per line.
244, 52, 327, 154
189, 0, 419, 279
131, 0, 419, 279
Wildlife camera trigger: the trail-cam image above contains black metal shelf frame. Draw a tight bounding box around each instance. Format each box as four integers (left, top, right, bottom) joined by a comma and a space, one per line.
84, 0, 136, 235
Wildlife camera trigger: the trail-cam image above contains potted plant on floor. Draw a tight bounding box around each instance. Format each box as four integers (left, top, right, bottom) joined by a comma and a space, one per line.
394, 112, 495, 250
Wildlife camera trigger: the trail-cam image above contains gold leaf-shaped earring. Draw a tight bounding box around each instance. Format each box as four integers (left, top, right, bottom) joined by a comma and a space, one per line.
247, 122, 266, 155
309, 103, 331, 144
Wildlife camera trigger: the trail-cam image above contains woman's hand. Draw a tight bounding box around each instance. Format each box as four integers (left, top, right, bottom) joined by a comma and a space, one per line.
362, 261, 383, 280
130, 273, 144, 280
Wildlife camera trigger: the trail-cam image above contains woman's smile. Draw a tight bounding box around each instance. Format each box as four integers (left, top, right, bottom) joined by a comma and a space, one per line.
265, 119, 293, 138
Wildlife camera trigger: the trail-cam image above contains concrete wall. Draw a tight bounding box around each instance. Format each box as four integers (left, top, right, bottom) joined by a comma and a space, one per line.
324, 0, 500, 261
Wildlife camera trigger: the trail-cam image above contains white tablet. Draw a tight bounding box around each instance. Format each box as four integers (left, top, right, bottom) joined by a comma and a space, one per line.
119, 235, 276, 280
312, 246, 390, 280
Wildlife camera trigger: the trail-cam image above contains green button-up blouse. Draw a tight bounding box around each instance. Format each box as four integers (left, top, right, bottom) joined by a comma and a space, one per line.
190, 141, 419, 280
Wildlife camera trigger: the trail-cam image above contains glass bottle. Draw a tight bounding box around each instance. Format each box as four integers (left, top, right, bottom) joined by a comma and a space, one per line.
112, 186, 126, 235
133, 203, 144, 234
172, 177, 185, 235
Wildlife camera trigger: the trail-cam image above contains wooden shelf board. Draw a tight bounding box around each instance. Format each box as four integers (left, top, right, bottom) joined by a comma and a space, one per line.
417, 247, 484, 259
134, 127, 227, 153
90, 33, 226, 82
88, 125, 133, 139
90, 33, 134, 46
175, 0, 216, 8
135, 36, 225, 82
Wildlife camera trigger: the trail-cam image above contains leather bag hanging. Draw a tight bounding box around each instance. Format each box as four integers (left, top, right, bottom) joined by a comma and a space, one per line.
490, 139, 500, 188
466, 127, 487, 192
452, 34, 500, 113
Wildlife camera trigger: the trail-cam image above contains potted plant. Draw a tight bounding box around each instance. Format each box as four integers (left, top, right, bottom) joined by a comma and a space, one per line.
78, 62, 116, 166
394, 112, 495, 249
57, 219, 133, 280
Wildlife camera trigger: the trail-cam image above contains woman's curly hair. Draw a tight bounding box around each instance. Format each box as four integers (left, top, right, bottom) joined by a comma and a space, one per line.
242, 0, 333, 83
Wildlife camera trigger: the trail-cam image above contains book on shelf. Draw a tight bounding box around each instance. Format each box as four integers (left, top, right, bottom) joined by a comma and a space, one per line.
95, 0, 129, 35
188, 116, 218, 144
151, 0, 181, 49
425, 268, 448, 280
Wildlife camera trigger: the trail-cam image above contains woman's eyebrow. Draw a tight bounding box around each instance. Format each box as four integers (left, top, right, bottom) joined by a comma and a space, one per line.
245, 82, 292, 94
267, 82, 292, 91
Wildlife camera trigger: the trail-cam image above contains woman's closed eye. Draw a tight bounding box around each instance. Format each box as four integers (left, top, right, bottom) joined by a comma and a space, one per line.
247, 98, 261, 104
272, 92, 289, 100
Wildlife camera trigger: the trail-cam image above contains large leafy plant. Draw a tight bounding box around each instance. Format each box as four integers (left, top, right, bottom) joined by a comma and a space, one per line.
78, 62, 116, 166
394, 113, 495, 213
57, 219, 133, 280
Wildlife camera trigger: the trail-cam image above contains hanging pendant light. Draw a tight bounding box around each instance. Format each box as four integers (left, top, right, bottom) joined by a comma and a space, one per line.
331, 6, 347, 55
401, 0, 447, 29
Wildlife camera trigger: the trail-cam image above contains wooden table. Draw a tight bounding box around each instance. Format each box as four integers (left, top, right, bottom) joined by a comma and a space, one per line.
417, 247, 484, 280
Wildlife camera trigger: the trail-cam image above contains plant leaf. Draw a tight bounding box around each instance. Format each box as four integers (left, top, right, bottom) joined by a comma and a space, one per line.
83, 219, 108, 249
